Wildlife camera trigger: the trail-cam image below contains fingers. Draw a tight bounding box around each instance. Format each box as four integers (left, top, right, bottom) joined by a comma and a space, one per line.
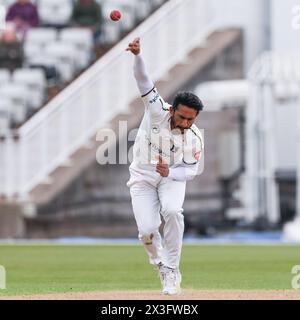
158, 155, 167, 165
156, 164, 167, 171
156, 165, 165, 174
130, 37, 140, 45
156, 155, 169, 177
128, 42, 139, 50
156, 163, 169, 177
156, 166, 162, 173
126, 37, 140, 53
156, 156, 167, 169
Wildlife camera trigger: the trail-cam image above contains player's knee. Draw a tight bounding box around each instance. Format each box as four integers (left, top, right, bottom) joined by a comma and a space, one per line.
137, 222, 159, 240
138, 232, 155, 245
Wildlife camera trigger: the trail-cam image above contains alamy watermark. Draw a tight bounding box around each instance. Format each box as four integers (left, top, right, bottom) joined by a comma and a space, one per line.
292, 5, 300, 30
291, 265, 300, 289
0, 265, 6, 290
95, 121, 205, 176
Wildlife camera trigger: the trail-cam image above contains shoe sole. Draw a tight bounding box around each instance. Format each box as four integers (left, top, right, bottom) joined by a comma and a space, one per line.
162, 288, 181, 295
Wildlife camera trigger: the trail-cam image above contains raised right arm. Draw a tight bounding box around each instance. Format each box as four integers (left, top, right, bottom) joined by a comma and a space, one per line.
126, 37, 154, 96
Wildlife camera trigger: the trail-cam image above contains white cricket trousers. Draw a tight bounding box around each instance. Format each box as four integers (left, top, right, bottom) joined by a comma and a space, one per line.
129, 178, 186, 269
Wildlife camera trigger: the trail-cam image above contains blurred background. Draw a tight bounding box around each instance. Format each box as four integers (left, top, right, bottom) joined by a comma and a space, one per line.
0, 0, 299, 242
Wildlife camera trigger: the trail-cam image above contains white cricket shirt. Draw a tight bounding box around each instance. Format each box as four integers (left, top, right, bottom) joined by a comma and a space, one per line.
127, 86, 204, 187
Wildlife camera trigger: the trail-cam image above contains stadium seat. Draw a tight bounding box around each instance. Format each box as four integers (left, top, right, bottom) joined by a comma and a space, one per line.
13, 68, 46, 89
38, 0, 73, 26
59, 28, 93, 50
25, 28, 58, 48
23, 42, 43, 63
12, 68, 47, 110
59, 28, 93, 69
44, 42, 78, 82
0, 69, 10, 86
27, 55, 59, 84
0, 84, 29, 123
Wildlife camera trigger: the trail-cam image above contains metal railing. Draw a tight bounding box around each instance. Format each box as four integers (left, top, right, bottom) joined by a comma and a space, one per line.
0, 0, 212, 201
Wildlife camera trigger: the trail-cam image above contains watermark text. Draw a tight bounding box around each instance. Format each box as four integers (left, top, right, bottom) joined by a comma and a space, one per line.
291, 265, 300, 289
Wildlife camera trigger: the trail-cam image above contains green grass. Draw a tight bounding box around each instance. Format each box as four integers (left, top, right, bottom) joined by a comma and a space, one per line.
0, 244, 299, 296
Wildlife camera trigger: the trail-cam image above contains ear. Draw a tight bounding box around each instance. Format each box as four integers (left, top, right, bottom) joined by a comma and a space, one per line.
169, 106, 174, 115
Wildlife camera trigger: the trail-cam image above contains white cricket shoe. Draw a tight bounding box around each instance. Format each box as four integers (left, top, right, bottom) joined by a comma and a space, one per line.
158, 265, 181, 295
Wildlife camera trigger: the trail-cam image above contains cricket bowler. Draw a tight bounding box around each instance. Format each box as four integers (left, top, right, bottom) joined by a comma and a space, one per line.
126, 37, 204, 295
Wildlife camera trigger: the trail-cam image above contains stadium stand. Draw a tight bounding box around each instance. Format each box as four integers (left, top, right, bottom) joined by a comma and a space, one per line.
59, 28, 93, 68
0, 0, 168, 134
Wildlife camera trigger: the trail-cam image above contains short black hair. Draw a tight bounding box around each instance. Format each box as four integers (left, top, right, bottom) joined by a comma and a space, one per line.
172, 92, 204, 113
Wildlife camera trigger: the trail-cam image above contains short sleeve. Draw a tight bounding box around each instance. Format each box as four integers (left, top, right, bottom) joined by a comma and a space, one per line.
183, 126, 204, 165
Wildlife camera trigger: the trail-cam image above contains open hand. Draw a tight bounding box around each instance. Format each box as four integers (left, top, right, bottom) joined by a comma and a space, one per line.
126, 37, 140, 55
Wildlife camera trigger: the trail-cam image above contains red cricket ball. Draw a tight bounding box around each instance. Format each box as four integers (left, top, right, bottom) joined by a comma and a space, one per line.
110, 9, 121, 21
